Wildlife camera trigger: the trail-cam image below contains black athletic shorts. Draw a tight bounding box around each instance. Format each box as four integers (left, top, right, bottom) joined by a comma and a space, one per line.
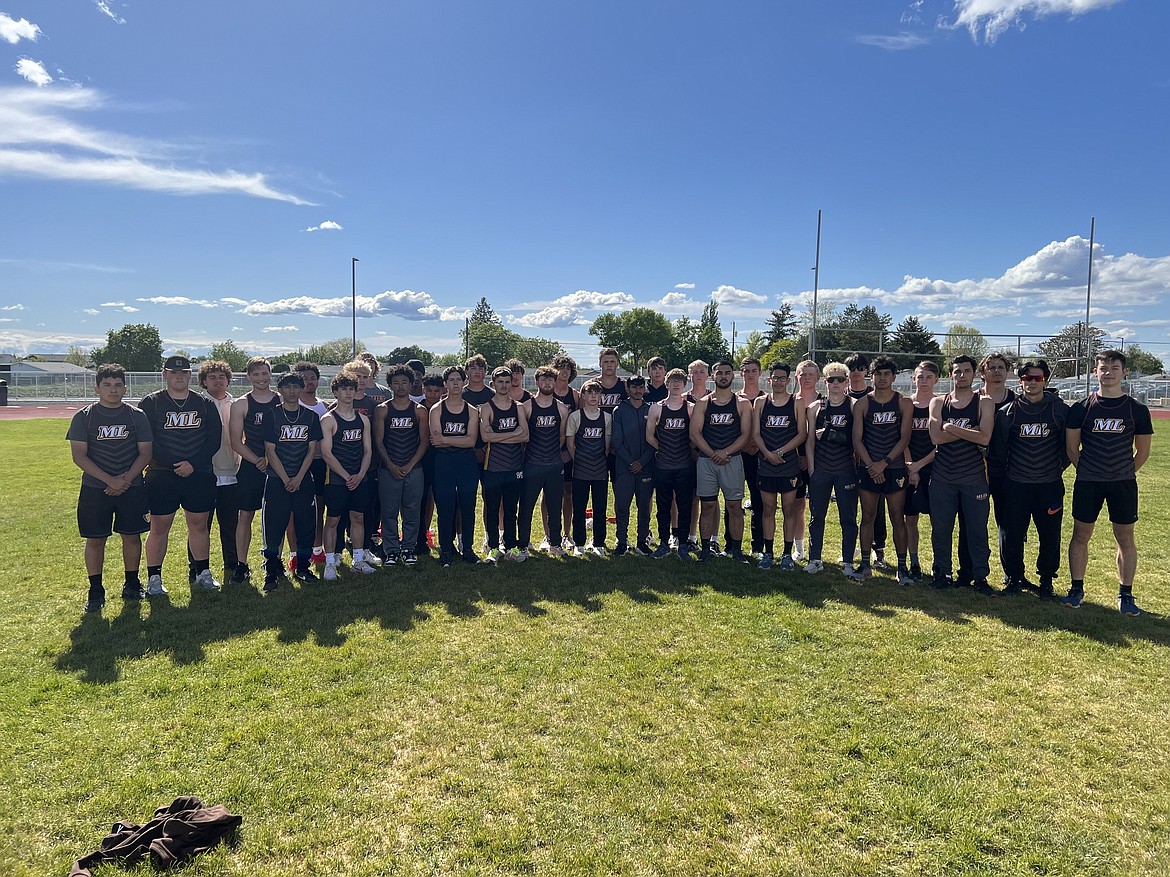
145, 468, 217, 516
237, 459, 267, 512
795, 468, 809, 500
857, 465, 909, 496
324, 479, 371, 518
758, 474, 803, 495
905, 465, 932, 516
310, 458, 327, 498
1072, 479, 1138, 526
77, 484, 150, 538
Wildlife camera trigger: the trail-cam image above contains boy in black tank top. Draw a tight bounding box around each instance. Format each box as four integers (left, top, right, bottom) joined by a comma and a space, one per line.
927, 356, 996, 595
429, 366, 482, 566
1062, 350, 1154, 615
903, 361, 940, 582
519, 366, 570, 556
374, 366, 430, 566
646, 369, 696, 560
752, 361, 806, 570
552, 355, 581, 551
228, 357, 280, 585
566, 380, 612, 555
851, 356, 913, 583
321, 374, 376, 578
480, 366, 530, 561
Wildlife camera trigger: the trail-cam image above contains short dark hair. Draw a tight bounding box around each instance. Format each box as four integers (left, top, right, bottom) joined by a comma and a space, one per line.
666, 368, 687, 384
1097, 349, 1127, 368
293, 360, 320, 378
646, 356, 666, 371
95, 363, 126, 385
491, 366, 513, 381
950, 355, 977, 372
739, 357, 761, 370
625, 375, 646, 387
387, 365, 415, 384
444, 365, 467, 382
504, 358, 525, 375
198, 359, 232, 387
331, 374, 358, 394
534, 365, 558, 381
581, 379, 603, 393
599, 348, 619, 361
979, 352, 1012, 373
768, 361, 792, 377
844, 352, 870, 373
277, 372, 304, 389
711, 359, 735, 373
245, 356, 270, 373
1017, 359, 1051, 380
465, 354, 487, 371
422, 374, 444, 389
871, 355, 897, 374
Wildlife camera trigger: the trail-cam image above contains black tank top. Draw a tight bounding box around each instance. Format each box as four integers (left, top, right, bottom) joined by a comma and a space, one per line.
700, 395, 741, 458
381, 401, 421, 467
814, 398, 855, 476
861, 393, 905, 469
934, 394, 986, 485
526, 397, 564, 466
757, 396, 800, 478
572, 410, 609, 480
908, 400, 934, 463
244, 393, 280, 457
654, 402, 692, 470
437, 401, 471, 454
328, 409, 366, 480
484, 399, 524, 472
553, 387, 577, 411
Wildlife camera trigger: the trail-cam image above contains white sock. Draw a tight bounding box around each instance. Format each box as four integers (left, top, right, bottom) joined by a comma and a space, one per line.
353, 548, 364, 562
326, 553, 336, 565
795, 539, 804, 553
313, 545, 323, 554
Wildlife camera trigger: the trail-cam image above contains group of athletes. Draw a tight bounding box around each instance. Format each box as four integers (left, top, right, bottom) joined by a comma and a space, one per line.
69, 344, 1153, 617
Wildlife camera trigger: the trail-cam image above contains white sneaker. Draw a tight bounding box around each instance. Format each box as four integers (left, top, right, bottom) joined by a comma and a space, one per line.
793, 543, 805, 562
537, 539, 551, 553
804, 559, 824, 575
589, 545, 607, 558
146, 574, 167, 597
194, 569, 221, 591
842, 562, 855, 579
363, 552, 384, 569
351, 559, 378, 574
561, 536, 575, 552
323, 563, 339, 581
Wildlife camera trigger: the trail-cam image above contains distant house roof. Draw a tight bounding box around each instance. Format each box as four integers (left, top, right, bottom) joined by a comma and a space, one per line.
7, 361, 93, 375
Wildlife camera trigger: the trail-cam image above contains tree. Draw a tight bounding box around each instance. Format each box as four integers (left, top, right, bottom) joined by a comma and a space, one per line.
469, 297, 500, 326
832, 304, 891, 358
588, 308, 675, 373
432, 352, 463, 368
90, 323, 164, 371
1036, 322, 1106, 379
762, 303, 798, 347
208, 339, 250, 372
384, 345, 434, 366
793, 301, 840, 365
269, 350, 307, 373
736, 330, 766, 364
65, 345, 91, 368
514, 335, 565, 367
304, 338, 367, 366
465, 321, 563, 368
942, 324, 990, 363
1123, 344, 1166, 376
673, 315, 729, 366
759, 338, 802, 370
887, 316, 943, 370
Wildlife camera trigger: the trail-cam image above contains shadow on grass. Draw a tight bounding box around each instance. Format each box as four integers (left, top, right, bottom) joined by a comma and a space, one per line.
56, 554, 1168, 683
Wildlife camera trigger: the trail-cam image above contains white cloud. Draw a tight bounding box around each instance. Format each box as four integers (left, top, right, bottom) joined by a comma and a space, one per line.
514, 289, 634, 312
0, 317, 16, 322
242, 289, 470, 322
83, 308, 100, 315
15, 59, 52, 87
856, 32, 929, 50
304, 220, 343, 232
99, 300, 124, 307
0, 304, 25, 311
510, 306, 589, 329
674, 282, 695, 290
121, 305, 139, 312
656, 292, 705, 315
712, 284, 767, 306
220, 297, 250, 307
950, 0, 1122, 43
0, 86, 311, 204
262, 325, 298, 333
136, 296, 217, 307
0, 13, 40, 44
231, 326, 244, 332
94, 1, 126, 24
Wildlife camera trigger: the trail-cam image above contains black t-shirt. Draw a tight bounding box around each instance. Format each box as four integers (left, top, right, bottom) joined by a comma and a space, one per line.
262, 405, 323, 476
67, 403, 152, 488
1067, 393, 1153, 481
138, 389, 221, 474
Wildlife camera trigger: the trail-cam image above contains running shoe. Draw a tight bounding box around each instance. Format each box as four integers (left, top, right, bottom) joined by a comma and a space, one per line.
323, 563, 339, 581
805, 559, 824, 575
1119, 593, 1142, 617
194, 569, 221, 591
146, 574, 168, 597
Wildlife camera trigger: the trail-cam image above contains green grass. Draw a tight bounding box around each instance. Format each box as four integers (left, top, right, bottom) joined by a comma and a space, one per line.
3, 419, 1169, 875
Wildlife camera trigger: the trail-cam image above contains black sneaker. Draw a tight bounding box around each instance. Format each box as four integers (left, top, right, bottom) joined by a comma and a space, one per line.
613, 543, 629, 557
929, 574, 953, 590
634, 542, 652, 556
908, 564, 923, 582
229, 564, 251, 585
694, 548, 710, 563
439, 552, 453, 568
651, 544, 672, 560
121, 583, 145, 601
1037, 579, 1055, 600
294, 566, 320, 584
1061, 588, 1085, 609
1001, 579, 1025, 596
84, 589, 105, 613
973, 579, 999, 597
463, 551, 482, 565
728, 548, 750, 564
263, 574, 281, 592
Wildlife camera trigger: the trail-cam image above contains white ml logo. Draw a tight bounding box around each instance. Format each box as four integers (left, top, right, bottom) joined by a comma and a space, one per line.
280, 425, 310, 441
497, 416, 518, 430
96, 425, 130, 440
664, 417, 686, 429
390, 417, 413, 429
1092, 418, 1126, 433
535, 415, 558, 428
164, 411, 199, 429
871, 411, 897, 424
1019, 423, 1050, 438
709, 413, 734, 424
765, 415, 790, 428
583, 427, 604, 438
341, 428, 363, 442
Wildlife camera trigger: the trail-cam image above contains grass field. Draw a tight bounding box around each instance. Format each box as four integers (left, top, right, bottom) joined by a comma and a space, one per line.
2, 419, 1169, 876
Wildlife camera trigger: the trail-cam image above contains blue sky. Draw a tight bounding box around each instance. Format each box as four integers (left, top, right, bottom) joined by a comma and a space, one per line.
2, 0, 1168, 364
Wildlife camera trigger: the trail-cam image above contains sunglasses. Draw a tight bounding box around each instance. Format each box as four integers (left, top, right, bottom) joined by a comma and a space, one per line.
1020, 374, 1046, 382
825, 376, 847, 384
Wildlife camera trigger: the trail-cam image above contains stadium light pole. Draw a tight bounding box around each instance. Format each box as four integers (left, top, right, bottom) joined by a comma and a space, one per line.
351, 257, 359, 360
1084, 217, 1095, 397
810, 209, 822, 360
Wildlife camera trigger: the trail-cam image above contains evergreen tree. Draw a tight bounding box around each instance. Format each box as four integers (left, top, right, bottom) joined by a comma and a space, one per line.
887, 316, 943, 370
762, 303, 797, 346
